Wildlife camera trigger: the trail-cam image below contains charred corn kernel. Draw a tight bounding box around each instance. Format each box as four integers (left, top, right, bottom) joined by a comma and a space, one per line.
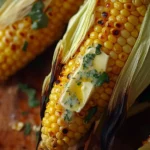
39, 0, 149, 149
0, 0, 84, 82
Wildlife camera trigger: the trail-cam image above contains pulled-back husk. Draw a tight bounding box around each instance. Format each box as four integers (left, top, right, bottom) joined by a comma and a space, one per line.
42, 0, 97, 95
0, 0, 52, 29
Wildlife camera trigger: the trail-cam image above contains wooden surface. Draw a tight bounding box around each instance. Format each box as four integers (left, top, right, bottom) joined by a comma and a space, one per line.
0, 45, 149, 150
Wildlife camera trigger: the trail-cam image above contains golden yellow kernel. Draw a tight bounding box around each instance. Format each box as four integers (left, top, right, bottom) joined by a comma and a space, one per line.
94, 25, 102, 32
110, 9, 120, 16
56, 132, 63, 140
128, 15, 139, 26
131, 10, 140, 16
104, 41, 113, 49
90, 32, 98, 39
117, 37, 126, 46
49, 115, 57, 123
124, 22, 134, 32
116, 15, 127, 23
133, 0, 143, 6
123, 44, 132, 53
120, 9, 130, 17
51, 123, 59, 132
131, 29, 139, 38
114, 2, 123, 10
98, 33, 107, 42
0, 54, 5, 63
93, 39, 102, 45
63, 2, 71, 10
63, 136, 70, 144
110, 51, 118, 60
108, 16, 116, 22
84, 39, 93, 47
137, 5, 147, 16
108, 34, 117, 43
102, 27, 110, 35
57, 140, 64, 146
118, 52, 128, 61
127, 36, 136, 46
116, 60, 125, 68
113, 43, 122, 54
121, 29, 130, 39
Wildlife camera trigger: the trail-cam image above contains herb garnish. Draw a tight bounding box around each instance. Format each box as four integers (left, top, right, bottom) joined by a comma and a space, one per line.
95, 44, 102, 55
64, 92, 80, 108
83, 53, 96, 69
24, 123, 31, 136
84, 106, 98, 123
28, 0, 49, 30
18, 83, 40, 108
22, 41, 28, 51
64, 109, 73, 122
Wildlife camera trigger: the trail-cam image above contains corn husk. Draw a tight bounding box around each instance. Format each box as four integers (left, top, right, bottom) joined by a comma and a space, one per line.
108, 4, 150, 112
86, 4, 150, 150
42, 0, 97, 95
0, 0, 52, 29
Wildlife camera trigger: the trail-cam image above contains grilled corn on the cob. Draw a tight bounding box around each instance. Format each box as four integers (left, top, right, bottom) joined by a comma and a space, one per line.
0, 0, 84, 82
39, 0, 149, 149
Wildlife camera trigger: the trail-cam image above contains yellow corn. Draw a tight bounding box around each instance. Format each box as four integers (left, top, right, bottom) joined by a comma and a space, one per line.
138, 136, 150, 150
0, 0, 84, 82
39, 0, 149, 149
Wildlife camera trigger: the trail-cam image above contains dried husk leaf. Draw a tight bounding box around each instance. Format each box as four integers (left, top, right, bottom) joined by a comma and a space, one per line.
0, 0, 52, 29
60, 0, 97, 63
42, 0, 97, 94
108, 4, 150, 112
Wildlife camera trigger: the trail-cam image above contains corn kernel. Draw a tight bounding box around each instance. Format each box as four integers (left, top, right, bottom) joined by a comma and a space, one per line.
116, 15, 128, 23
104, 41, 113, 49
117, 37, 126, 46
123, 44, 132, 53
114, 2, 123, 10
110, 9, 120, 16
110, 51, 118, 59
128, 15, 139, 25
137, 5, 147, 16
127, 36, 136, 46
121, 29, 130, 39
124, 22, 134, 32
131, 29, 139, 38
108, 34, 117, 43
118, 52, 128, 61
116, 60, 125, 68
120, 9, 130, 17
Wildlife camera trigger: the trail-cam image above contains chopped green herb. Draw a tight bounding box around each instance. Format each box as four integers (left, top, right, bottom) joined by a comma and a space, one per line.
28, 0, 49, 30
24, 123, 31, 136
0, 0, 5, 8
22, 41, 28, 51
21, 111, 29, 116
83, 53, 96, 69
35, 131, 40, 142
64, 93, 79, 108
18, 83, 40, 108
95, 44, 102, 55
95, 72, 109, 86
77, 81, 82, 86
84, 106, 98, 123
64, 109, 73, 122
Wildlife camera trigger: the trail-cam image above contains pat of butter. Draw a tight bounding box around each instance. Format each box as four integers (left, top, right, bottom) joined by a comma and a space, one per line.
60, 47, 109, 112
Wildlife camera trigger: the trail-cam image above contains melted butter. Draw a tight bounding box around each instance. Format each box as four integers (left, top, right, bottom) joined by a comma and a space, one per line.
60, 46, 109, 112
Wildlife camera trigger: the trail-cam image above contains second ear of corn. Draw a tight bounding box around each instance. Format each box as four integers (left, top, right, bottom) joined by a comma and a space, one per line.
0, 0, 84, 82
39, 0, 149, 150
